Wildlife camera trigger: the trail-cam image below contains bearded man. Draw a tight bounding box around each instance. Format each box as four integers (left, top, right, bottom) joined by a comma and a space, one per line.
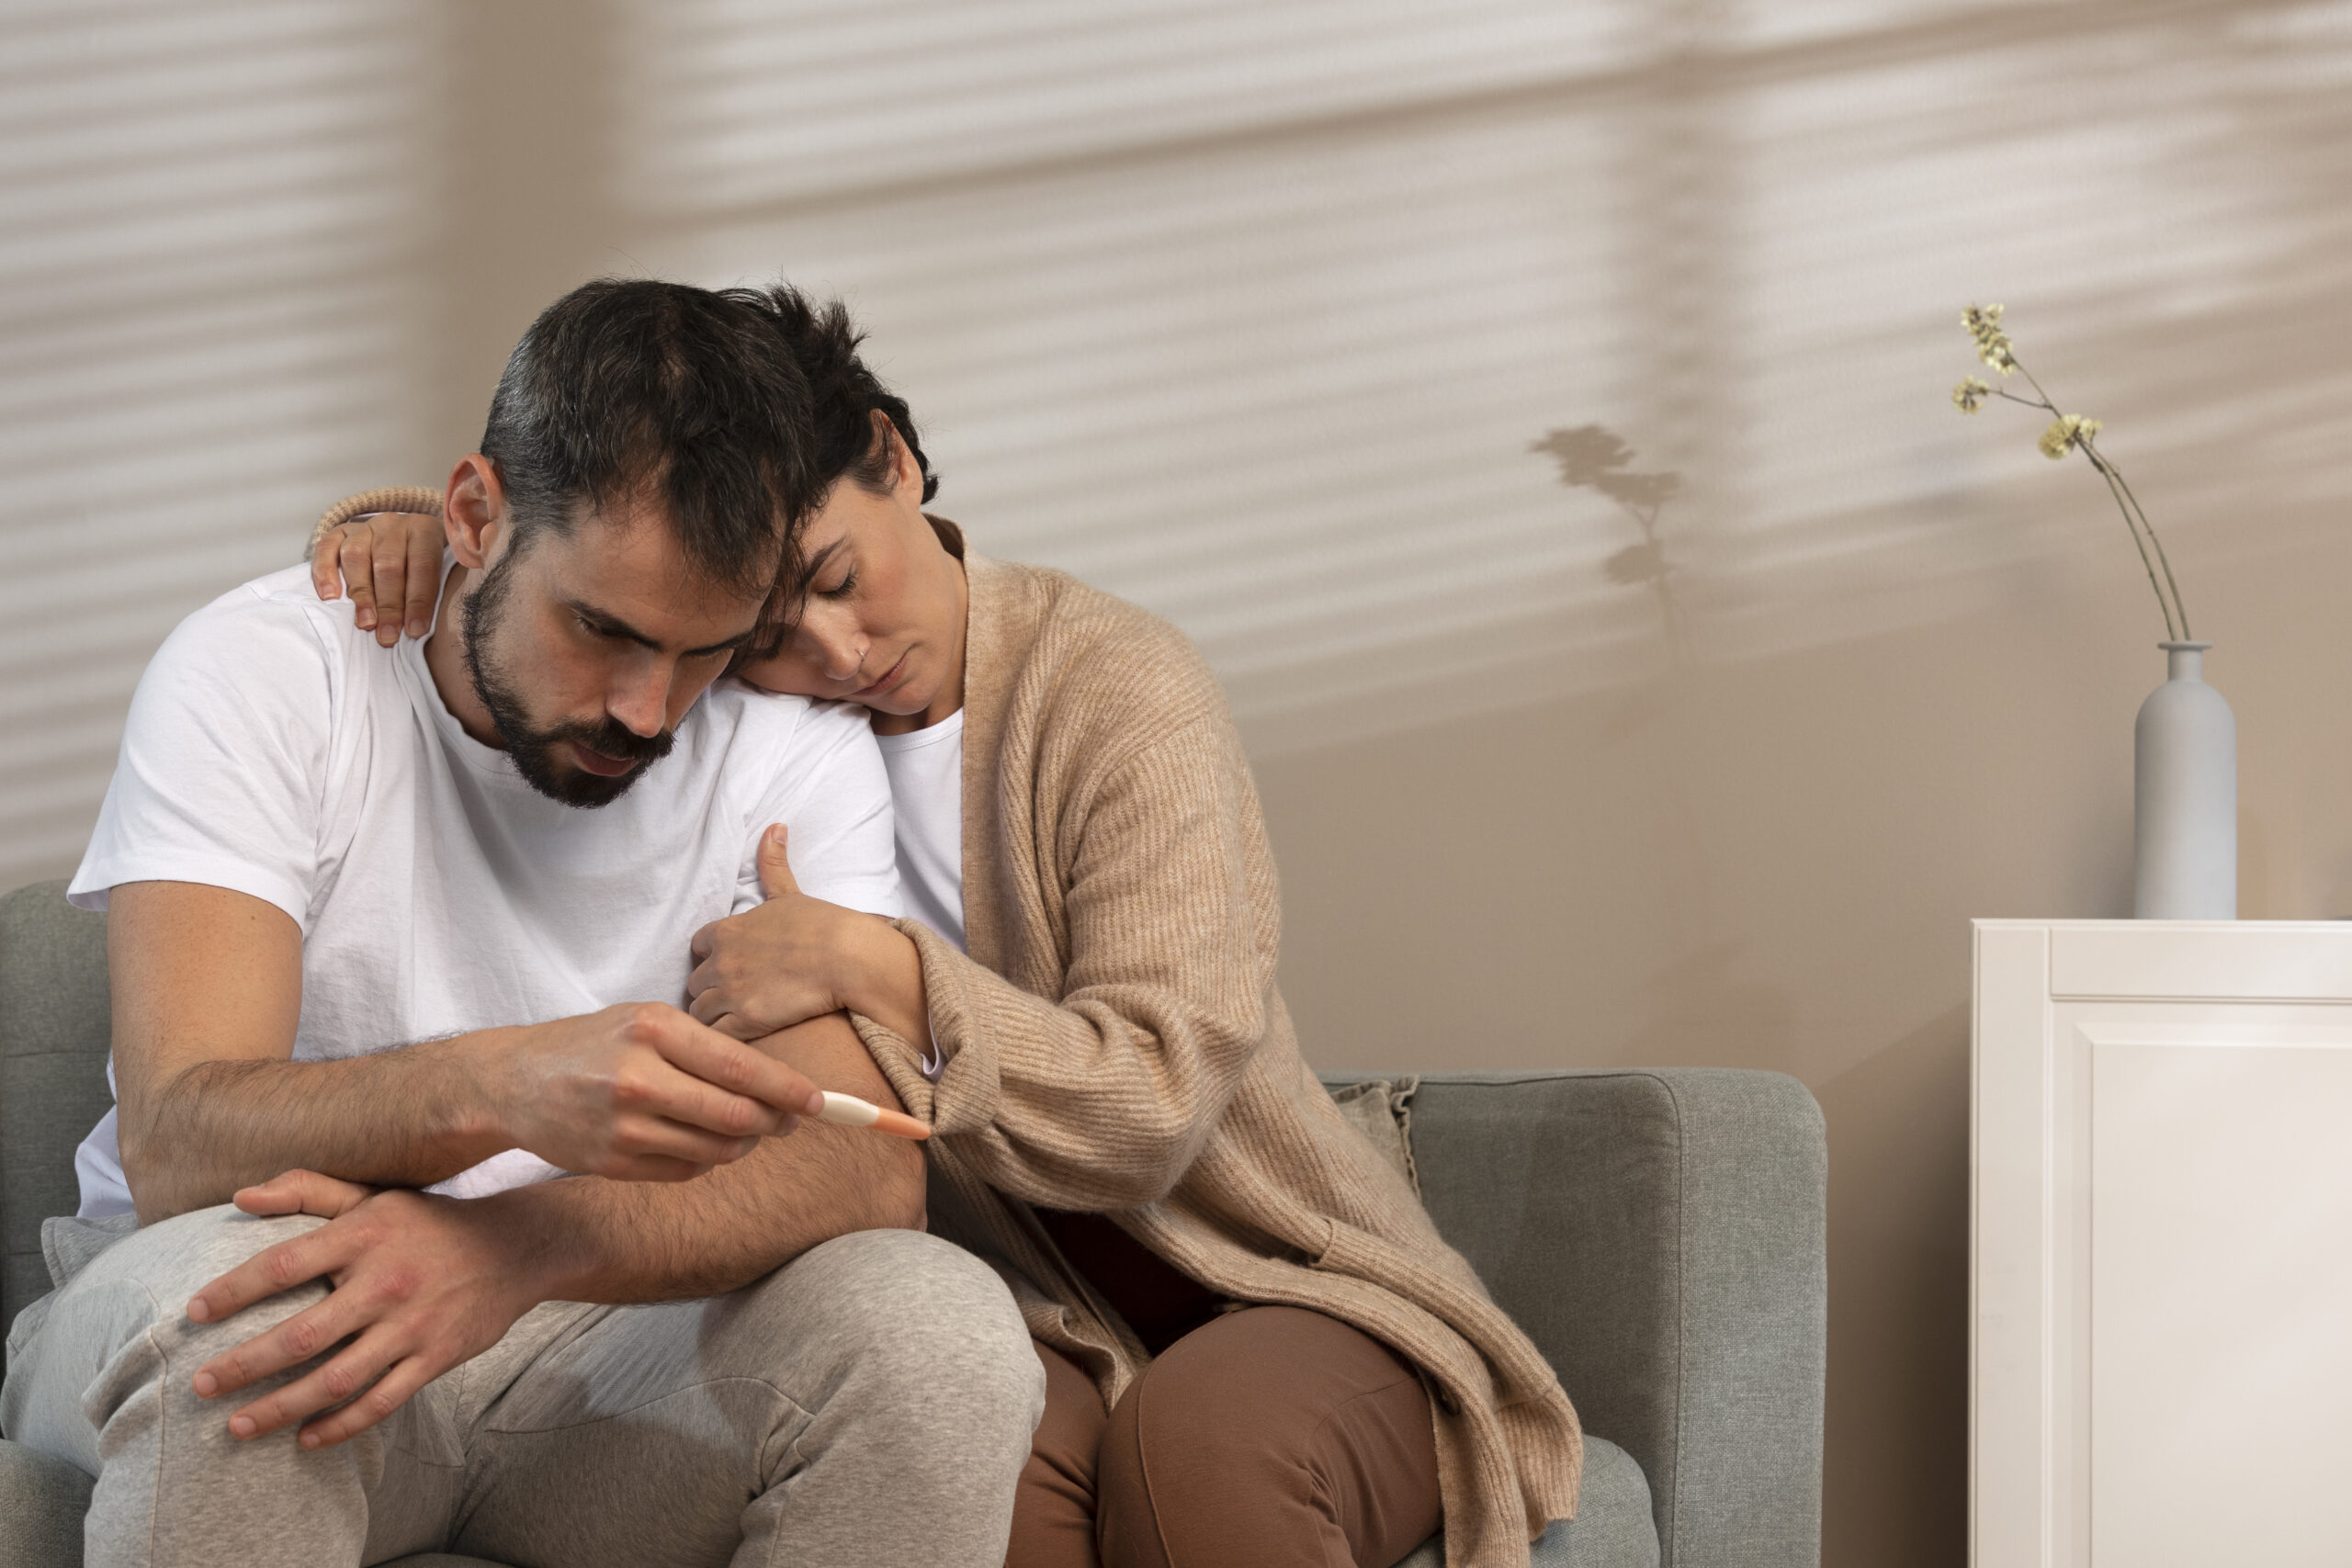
0, 279, 1042, 1568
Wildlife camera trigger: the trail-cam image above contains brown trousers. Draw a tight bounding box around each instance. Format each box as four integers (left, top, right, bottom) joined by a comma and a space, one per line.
1007, 1305, 1442, 1568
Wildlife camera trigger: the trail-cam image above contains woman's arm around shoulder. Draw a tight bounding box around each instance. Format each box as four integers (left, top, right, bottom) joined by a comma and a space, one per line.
307, 494, 447, 646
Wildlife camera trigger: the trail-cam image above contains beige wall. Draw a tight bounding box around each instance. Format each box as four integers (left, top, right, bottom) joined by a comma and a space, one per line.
1259, 525, 2352, 1560
10, 3, 2352, 1562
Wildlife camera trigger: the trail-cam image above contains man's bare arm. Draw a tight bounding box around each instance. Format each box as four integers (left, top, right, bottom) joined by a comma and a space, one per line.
109, 881, 487, 1222
179, 1007, 925, 1448
505, 1010, 926, 1303
111, 882, 824, 1224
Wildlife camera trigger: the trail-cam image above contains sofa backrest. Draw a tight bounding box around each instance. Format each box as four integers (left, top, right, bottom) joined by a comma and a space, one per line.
1, 881, 112, 1328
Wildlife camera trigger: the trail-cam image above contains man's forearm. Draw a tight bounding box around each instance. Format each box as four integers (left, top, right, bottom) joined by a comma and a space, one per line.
502, 1012, 924, 1303
123, 1037, 503, 1224
107, 879, 508, 1224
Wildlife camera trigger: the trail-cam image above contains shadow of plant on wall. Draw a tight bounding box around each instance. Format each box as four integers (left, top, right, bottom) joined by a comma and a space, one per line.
1528, 423, 1792, 1070
1528, 424, 1691, 669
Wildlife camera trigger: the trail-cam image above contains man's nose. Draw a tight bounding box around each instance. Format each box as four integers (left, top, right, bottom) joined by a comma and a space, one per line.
608, 659, 675, 738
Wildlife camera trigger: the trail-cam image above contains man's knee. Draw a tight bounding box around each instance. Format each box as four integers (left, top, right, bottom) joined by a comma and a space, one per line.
72, 1205, 329, 1311
5, 1206, 331, 1461
755, 1230, 1043, 1438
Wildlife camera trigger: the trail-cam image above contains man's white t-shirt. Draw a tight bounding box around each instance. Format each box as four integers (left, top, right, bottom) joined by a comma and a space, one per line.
67, 563, 901, 1218
874, 710, 967, 955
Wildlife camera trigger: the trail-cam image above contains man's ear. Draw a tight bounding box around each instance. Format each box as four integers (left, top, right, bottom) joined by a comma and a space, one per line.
443, 456, 509, 570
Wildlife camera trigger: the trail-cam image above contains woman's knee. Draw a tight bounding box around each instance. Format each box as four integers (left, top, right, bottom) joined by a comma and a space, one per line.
1095, 1307, 1441, 1568
1096, 1324, 1314, 1567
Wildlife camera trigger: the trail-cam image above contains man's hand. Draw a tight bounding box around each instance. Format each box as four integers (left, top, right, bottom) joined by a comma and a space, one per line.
485, 1002, 826, 1180
459, 1013, 928, 1310
688, 826, 869, 1040
187, 1173, 547, 1449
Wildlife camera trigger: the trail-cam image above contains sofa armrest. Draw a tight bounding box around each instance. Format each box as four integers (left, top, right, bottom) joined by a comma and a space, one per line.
1, 880, 114, 1336
1327, 1068, 1825, 1568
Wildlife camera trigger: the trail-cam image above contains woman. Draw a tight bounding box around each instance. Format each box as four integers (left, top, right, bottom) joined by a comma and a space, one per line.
311, 288, 1581, 1568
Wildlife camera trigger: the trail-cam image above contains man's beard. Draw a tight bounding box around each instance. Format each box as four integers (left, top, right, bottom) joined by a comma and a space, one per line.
461, 550, 674, 807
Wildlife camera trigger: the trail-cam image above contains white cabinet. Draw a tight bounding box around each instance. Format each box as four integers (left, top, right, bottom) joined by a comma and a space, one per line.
1972, 920, 2352, 1567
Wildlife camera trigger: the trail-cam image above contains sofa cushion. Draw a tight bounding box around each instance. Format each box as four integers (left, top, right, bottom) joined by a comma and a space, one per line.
2, 1429, 1666, 1568
1387, 1433, 1657, 1567
1325, 1074, 1421, 1193
1, 1436, 1661, 1568
0, 1437, 94, 1567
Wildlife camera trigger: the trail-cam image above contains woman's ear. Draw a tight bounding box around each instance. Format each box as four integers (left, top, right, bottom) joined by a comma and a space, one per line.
876, 411, 922, 498
442, 455, 508, 569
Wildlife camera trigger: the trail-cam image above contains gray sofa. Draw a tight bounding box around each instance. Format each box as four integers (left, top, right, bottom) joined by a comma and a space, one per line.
0, 881, 1826, 1568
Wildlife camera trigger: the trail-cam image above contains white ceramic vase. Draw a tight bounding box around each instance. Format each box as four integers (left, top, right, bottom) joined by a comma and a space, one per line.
2132, 640, 2235, 919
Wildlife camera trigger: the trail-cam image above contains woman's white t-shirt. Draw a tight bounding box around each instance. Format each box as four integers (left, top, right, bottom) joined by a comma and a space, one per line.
873, 709, 967, 954
876, 710, 965, 1083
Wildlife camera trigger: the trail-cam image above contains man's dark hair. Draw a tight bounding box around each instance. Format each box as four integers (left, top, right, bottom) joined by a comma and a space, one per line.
480, 278, 817, 596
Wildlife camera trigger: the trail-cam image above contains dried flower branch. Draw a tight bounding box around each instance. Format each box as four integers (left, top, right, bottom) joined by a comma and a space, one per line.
1963, 304, 2018, 375
2038, 413, 2101, 459
1951, 304, 2188, 640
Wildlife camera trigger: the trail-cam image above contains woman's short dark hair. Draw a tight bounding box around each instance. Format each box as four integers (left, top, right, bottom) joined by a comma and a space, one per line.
755, 286, 939, 512
479, 278, 817, 598
725, 287, 940, 647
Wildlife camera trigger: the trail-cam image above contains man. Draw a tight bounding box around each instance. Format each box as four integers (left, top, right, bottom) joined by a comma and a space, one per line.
0, 279, 1043, 1567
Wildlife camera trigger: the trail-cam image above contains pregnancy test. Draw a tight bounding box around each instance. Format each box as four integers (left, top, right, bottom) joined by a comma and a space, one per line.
816, 1090, 932, 1141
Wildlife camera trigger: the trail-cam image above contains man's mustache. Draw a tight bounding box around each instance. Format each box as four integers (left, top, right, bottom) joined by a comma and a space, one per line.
538, 716, 675, 765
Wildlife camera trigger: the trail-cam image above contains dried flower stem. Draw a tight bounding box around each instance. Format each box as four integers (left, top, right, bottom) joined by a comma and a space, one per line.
1985, 367, 2190, 640
2086, 448, 2182, 642
2092, 448, 2190, 639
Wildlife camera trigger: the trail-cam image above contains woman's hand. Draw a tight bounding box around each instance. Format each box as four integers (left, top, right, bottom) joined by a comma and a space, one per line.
689, 825, 933, 1049
311, 509, 447, 648
689, 825, 864, 1038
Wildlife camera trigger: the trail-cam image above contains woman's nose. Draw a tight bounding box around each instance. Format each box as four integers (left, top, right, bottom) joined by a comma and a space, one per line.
810, 623, 864, 682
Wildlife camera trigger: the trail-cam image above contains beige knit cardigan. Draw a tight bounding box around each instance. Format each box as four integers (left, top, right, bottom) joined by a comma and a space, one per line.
854, 551, 1583, 1567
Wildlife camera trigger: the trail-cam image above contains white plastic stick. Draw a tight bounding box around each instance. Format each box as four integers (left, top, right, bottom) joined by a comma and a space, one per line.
816, 1090, 931, 1141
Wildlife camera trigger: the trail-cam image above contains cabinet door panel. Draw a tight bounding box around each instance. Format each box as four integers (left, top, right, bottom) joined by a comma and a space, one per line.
2088, 1036, 2352, 1568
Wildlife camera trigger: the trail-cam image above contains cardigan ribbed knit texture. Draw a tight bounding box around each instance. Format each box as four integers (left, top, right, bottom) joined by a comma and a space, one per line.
854, 551, 1583, 1567
311, 487, 445, 553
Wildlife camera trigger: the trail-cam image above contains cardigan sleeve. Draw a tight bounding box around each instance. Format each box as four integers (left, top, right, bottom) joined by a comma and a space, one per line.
866, 712, 1279, 1212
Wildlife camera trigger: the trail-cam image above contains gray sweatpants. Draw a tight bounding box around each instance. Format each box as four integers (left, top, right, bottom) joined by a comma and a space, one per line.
1, 1205, 1044, 1568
